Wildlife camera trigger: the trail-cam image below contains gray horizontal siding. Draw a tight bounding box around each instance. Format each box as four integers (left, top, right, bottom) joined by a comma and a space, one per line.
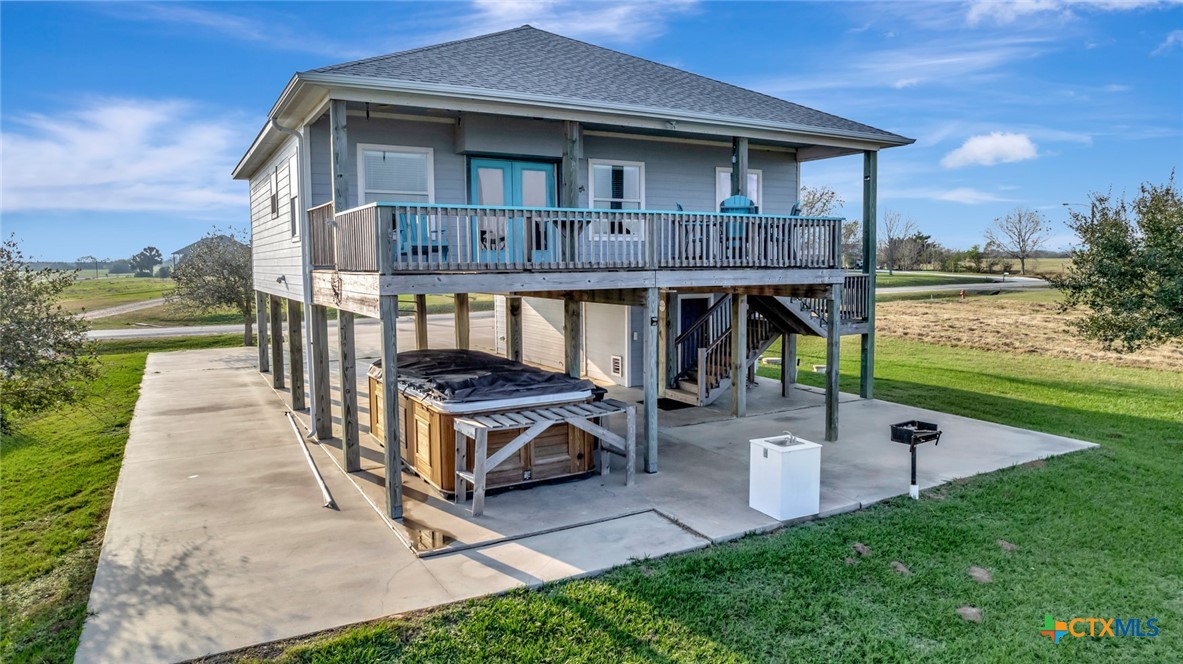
250, 135, 303, 298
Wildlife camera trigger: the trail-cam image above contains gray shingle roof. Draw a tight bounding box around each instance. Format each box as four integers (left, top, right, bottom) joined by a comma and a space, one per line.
307, 26, 907, 143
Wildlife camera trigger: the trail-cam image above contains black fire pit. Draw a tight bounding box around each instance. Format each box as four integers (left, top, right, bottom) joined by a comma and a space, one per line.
890, 420, 942, 499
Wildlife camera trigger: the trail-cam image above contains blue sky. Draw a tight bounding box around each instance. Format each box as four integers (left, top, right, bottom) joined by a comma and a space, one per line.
2, 0, 1180, 261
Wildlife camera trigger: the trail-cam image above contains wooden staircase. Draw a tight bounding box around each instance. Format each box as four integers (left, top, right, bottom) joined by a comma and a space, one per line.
662, 275, 872, 407
663, 295, 781, 406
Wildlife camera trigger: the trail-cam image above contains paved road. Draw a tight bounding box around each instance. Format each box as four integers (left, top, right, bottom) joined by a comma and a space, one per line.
81, 297, 167, 320
878, 275, 1046, 295
89, 310, 497, 341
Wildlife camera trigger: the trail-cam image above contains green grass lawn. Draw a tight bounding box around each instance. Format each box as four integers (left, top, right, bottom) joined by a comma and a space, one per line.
0, 335, 248, 662
874, 273, 996, 289
59, 277, 173, 313
244, 336, 1182, 663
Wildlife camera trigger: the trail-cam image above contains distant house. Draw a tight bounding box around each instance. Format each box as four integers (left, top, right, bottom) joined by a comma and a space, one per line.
232, 26, 913, 518
170, 235, 242, 266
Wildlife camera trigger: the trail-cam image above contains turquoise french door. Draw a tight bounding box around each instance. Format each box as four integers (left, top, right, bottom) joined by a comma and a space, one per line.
469, 158, 557, 263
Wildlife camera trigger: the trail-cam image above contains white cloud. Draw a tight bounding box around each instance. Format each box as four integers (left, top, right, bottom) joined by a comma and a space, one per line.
886, 186, 1017, 204
941, 132, 1040, 168
0, 98, 246, 215
967, 0, 1182, 26
98, 3, 370, 59
1152, 29, 1183, 54
432, 0, 699, 46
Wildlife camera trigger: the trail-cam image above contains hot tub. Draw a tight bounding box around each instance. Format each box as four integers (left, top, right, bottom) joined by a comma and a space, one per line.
369, 350, 601, 494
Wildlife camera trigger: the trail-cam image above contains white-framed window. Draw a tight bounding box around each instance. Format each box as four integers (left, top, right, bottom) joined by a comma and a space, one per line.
269, 166, 279, 218
357, 144, 434, 206
287, 154, 299, 237
715, 167, 762, 210
589, 159, 644, 237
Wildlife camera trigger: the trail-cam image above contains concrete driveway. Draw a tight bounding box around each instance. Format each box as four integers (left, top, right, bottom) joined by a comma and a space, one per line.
76, 344, 1093, 663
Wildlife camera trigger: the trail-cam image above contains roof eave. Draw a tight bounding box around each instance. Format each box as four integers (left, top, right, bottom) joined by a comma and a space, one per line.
298, 71, 914, 148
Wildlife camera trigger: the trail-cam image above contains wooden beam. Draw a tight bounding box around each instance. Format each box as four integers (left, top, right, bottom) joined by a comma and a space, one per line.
414, 294, 429, 349
826, 283, 842, 442
454, 293, 470, 349
338, 310, 360, 471
564, 298, 582, 378
256, 290, 269, 373
782, 332, 797, 398
731, 136, 749, 197
311, 271, 380, 317
269, 295, 284, 389
310, 304, 333, 439
374, 268, 842, 295
505, 296, 523, 362
659, 291, 677, 391
330, 99, 349, 212
512, 288, 645, 306
379, 296, 403, 519
730, 293, 747, 418
561, 121, 583, 208
861, 150, 878, 400
643, 286, 659, 473
287, 301, 306, 411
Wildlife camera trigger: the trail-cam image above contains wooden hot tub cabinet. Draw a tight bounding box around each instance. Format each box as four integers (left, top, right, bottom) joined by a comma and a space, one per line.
369, 375, 596, 494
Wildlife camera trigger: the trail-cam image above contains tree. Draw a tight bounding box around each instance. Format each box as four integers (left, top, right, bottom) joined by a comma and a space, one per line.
169, 229, 254, 345
984, 207, 1050, 275
798, 185, 844, 217
841, 219, 863, 268
108, 259, 132, 275
878, 210, 917, 275
0, 237, 97, 430
130, 246, 163, 276
1052, 175, 1182, 352
76, 255, 99, 278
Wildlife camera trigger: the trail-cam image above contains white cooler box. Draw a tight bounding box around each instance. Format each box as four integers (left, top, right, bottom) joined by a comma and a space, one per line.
749, 435, 821, 520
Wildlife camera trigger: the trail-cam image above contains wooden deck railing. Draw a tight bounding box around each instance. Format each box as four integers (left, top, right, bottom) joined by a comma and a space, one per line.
307, 202, 843, 274
308, 202, 335, 268
798, 273, 872, 326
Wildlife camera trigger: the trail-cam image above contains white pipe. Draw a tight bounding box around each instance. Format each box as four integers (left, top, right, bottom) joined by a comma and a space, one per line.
285, 411, 337, 509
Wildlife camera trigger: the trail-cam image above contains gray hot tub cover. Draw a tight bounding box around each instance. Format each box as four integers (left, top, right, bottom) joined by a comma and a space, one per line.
370, 349, 598, 403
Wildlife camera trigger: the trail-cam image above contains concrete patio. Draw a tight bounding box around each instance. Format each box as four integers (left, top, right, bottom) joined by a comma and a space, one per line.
76, 339, 1095, 663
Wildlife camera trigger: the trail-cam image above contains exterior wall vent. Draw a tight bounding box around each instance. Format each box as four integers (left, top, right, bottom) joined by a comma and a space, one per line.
610, 355, 623, 376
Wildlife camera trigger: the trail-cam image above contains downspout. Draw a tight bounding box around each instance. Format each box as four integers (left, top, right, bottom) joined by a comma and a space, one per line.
270, 118, 320, 436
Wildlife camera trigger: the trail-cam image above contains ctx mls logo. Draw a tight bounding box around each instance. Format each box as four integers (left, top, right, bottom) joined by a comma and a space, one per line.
1041, 615, 1159, 643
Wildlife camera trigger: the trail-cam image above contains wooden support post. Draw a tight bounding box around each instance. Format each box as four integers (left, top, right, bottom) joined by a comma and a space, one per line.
782, 333, 797, 398
379, 295, 403, 519
330, 99, 349, 213
256, 290, 269, 373
505, 296, 523, 362
287, 301, 306, 411
338, 310, 360, 471
826, 283, 842, 442
730, 293, 747, 418
562, 121, 584, 261
414, 294, 429, 349
658, 291, 675, 391
310, 305, 332, 439
731, 137, 750, 197
454, 293, 470, 349
269, 295, 284, 389
563, 298, 582, 378
860, 150, 878, 400
643, 287, 659, 473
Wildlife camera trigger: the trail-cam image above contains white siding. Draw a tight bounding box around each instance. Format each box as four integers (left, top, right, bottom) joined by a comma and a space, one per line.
250, 136, 303, 297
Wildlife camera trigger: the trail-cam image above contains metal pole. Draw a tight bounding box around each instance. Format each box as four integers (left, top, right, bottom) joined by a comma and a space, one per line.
910, 444, 919, 500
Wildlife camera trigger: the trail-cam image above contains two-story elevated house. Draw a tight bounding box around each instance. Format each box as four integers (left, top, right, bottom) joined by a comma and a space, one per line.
233, 26, 912, 520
